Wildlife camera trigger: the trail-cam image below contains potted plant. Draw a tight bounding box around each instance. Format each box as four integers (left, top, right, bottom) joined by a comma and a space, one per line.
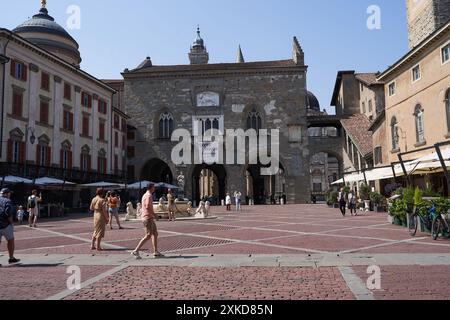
389, 199, 407, 226
360, 184, 371, 212
370, 192, 385, 212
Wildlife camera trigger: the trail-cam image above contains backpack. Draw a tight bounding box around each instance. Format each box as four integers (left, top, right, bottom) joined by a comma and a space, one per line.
28, 196, 36, 209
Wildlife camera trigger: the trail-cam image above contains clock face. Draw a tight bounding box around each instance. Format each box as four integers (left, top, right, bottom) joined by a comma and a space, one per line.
197, 92, 220, 107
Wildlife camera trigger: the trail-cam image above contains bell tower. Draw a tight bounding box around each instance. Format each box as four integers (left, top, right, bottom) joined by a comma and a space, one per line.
406, 0, 450, 48
188, 27, 209, 65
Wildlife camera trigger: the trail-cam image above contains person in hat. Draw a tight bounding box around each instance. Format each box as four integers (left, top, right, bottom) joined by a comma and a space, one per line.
0, 188, 20, 264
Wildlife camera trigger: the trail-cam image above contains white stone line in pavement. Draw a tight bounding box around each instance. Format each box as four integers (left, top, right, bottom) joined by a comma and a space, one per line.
159, 229, 328, 254
338, 237, 429, 254
46, 264, 128, 301
14, 242, 90, 253
338, 267, 375, 301
31, 226, 127, 250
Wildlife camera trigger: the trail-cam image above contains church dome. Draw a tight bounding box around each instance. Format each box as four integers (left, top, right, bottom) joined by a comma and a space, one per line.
306, 91, 320, 111
13, 5, 82, 67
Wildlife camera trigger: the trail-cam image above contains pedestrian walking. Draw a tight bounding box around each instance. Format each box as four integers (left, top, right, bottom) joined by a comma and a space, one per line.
167, 189, 176, 222
225, 193, 232, 211
338, 188, 348, 217
131, 183, 164, 259
234, 191, 242, 212
348, 191, 357, 216
107, 191, 123, 230
27, 190, 42, 228
90, 188, 109, 251
0, 188, 20, 264
17, 206, 25, 224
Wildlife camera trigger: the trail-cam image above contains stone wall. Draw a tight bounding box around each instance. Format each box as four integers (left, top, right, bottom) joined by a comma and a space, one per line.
124, 67, 312, 203
407, 0, 450, 49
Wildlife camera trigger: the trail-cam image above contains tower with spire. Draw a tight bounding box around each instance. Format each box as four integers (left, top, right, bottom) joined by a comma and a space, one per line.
236, 45, 245, 63
188, 26, 209, 65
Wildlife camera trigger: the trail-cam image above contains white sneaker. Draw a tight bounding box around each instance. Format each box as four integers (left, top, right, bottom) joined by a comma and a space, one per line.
131, 251, 142, 260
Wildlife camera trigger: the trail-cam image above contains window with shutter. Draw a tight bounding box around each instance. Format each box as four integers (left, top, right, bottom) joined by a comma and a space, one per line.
82, 116, 89, 136
99, 122, 105, 141
64, 83, 71, 100
12, 92, 23, 117
115, 132, 119, 147
40, 101, 49, 124
41, 72, 50, 91
46, 147, 51, 167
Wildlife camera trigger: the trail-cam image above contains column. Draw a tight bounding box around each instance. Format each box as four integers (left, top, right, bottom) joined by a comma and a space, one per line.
52, 77, 63, 166
27, 64, 39, 163
73, 85, 81, 169
92, 95, 99, 171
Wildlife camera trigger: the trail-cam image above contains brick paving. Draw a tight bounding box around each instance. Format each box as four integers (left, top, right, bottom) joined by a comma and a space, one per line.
1, 204, 450, 300
65, 267, 355, 300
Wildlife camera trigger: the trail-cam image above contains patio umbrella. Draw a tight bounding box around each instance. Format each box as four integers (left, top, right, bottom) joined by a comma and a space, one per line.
80, 181, 124, 189
126, 180, 156, 190
155, 182, 180, 190
1, 175, 33, 184
35, 177, 76, 186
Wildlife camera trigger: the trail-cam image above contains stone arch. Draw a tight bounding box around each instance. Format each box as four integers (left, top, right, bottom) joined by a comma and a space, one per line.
140, 158, 174, 183
191, 164, 227, 205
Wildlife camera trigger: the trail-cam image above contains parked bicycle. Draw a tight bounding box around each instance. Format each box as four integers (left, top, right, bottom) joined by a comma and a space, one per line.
408, 201, 450, 240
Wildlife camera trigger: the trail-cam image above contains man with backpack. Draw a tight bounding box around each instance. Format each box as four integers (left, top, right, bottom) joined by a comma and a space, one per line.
0, 188, 20, 264
28, 190, 42, 228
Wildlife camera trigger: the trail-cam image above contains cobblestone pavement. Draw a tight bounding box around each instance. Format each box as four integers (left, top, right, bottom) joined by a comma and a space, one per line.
1, 204, 450, 300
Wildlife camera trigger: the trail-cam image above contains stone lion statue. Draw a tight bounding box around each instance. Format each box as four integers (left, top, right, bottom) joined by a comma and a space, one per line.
155, 198, 167, 213
136, 203, 142, 219
125, 202, 136, 221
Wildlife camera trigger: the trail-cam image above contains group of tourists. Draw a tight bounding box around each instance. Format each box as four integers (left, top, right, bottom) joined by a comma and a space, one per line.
337, 187, 358, 217
89, 183, 163, 259
225, 191, 242, 212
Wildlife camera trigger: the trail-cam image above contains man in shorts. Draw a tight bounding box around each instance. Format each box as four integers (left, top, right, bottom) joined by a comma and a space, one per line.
27, 190, 42, 228
0, 188, 20, 264
131, 183, 164, 259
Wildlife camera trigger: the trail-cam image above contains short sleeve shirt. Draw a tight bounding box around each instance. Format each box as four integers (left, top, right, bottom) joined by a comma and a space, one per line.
0, 196, 14, 229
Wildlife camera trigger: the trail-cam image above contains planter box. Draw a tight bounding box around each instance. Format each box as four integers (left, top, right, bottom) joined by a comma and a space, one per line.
393, 216, 403, 226
387, 215, 394, 224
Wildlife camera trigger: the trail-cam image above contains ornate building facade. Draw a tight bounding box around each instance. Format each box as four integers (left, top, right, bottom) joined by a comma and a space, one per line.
122, 30, 319, 204
0, 3, 128, 204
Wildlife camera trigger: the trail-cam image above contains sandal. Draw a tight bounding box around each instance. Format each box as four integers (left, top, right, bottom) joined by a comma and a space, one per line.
153, 252, 165, 258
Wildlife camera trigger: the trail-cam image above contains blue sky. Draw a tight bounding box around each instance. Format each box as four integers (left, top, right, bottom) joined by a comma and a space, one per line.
3, 0, 408, 113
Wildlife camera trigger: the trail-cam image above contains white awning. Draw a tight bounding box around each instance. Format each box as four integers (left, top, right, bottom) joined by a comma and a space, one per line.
331, 178, 344, 185
343, 173, 366, 183
365, 167, 396, 181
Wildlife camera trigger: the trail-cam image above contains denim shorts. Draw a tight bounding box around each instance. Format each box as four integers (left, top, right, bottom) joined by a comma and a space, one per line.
0, 224, 14, 242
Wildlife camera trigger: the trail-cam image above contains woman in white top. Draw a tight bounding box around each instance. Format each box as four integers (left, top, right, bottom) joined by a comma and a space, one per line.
225, 193, 232, 212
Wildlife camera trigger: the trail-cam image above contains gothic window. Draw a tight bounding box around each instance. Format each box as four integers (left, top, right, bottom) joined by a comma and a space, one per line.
391, 117, 399, 151
446, 89, 450, 133
414, 105, 425, 144
159, 112, 174, 139
247, 109, 262, 131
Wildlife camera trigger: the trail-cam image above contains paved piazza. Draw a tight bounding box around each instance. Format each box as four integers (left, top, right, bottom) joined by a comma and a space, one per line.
1, 205, 450, 300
